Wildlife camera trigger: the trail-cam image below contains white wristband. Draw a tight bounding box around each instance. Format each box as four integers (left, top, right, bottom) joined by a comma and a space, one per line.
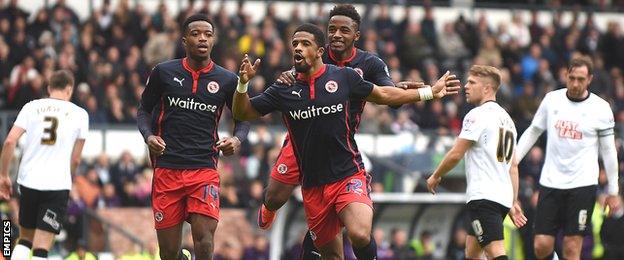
417, 86, 434, 101
236, 80, 249, 93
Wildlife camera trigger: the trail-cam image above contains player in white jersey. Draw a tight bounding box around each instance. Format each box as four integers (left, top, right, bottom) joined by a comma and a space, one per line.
515, 57, 621, 260
427, 65, 527, 260
0, 70, 88, 260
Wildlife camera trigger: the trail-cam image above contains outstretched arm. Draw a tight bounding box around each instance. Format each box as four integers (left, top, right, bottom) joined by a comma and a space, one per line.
365, 71, 460, 106
233, 55, 263, 121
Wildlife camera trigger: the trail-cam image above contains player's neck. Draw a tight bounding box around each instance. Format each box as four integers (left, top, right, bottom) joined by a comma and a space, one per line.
48, 92, 69, 101
478, 97, 496, 106
332, 47, 356, 61
303, 61, 325, 78
566, 89, 589, 102
186, 57, 212, 71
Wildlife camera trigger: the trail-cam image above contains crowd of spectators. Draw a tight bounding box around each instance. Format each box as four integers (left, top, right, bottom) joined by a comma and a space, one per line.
2, 0, 624, 258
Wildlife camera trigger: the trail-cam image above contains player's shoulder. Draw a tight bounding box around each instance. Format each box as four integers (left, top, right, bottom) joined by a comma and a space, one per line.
588, 92, 611, 107
357, 49, 386, 65
154, 59, 183, 71
212, 63, 238, 83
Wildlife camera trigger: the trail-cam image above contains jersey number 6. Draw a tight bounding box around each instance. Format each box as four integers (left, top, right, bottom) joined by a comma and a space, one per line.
41, 116, 58, 145
496, 127, 514, 163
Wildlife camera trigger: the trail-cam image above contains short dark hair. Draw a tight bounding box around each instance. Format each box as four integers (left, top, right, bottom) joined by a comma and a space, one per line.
568, 57, 593, 75
49, 70, 74, 90
294, 23, 325, 48
182, 14, 215, 34
329, 4, 361, 29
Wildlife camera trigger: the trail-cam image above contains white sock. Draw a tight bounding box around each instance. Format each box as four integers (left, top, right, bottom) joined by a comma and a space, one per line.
32, 257, 47, 260
11, 244, 31, 259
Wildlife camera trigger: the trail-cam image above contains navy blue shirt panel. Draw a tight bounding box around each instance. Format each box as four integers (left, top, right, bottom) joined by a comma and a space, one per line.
140, 58, 239, 169
250, 64, 374, 187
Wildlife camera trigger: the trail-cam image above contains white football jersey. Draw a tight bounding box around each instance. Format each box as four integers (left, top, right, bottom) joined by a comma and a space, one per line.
530, 89, 614, 190
459, 101, 516, 208
13, 98, 89, 190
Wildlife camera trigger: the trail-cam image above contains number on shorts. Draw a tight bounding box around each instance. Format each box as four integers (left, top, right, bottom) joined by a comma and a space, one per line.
496, 128, 514, 162
41, 116, 58, 145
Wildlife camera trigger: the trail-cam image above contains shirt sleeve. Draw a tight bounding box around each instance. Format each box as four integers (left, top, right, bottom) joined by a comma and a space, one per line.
345, 68, 374, 100
530, 93, 549, 130
597, 102, 615, 136
77, 109, 89, 139
458, 109, 486, 141
13, 102, 31, 130
367, 56, 394, 86
140, 65, 164, 113
249, 84, 282, 116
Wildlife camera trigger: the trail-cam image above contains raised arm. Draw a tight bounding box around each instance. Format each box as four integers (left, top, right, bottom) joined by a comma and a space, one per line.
233, 55, 263, 121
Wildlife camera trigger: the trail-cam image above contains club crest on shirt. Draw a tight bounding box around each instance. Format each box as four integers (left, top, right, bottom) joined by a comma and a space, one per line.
207, 81, 220, 93
325, 80, 338, 93
354, 68, 364, 78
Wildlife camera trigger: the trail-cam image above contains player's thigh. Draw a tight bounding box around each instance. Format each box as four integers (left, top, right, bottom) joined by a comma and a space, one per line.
152, 168, 188, 229
563, 185, 596, 236
18, 185, 39, 232
188, 213, 218, 241
466, 200, 508, 250
534, 186, 563, 236
337, 202, 373, 238
317, 235, 344, 260
483, 240, 506, 258
465, 235, 484, 259
36, 189, 69, 235
156, 223, 184, 252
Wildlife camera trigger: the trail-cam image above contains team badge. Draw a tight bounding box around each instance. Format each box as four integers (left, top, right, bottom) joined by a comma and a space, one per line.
155, 212, 164, 222
354, 68, 364, 78
207, 81, 220, 93
277, 164, 288, 174
325, 80, 338, 93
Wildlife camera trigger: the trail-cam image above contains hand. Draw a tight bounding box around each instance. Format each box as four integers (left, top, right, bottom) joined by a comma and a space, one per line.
238, 54, 261, 85
426, 175, 441, 194
606, 194, 622, 217
147, 135, 166, 156
216, 137, 241, 156
0, 175, 12, 200
275, 69, 296, 86
508, 200, 528, 228
396, 81, 425, 89
432, 71, 461, 99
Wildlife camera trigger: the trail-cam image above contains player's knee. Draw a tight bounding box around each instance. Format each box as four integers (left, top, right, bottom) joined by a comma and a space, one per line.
194, 232, 214, 251
563, 245, 579, 259
347, 229, 371, 247
159, 243, 182, 260
533, 240, 553, 259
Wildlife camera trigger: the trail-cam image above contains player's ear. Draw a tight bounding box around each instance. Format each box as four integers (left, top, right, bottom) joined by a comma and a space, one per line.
587, 74, 593, 85
354, 29, 361, 42
317, 46, 325, 58
182, 36, 187, 48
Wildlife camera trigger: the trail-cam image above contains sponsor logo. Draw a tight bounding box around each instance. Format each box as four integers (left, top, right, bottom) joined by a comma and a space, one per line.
325, 80, 338, 93
155, 212, 164, 222
291, 89, 302, 98
578, 209, 587, 231
167, 96, 217, 112
471, 219, 484, 242
173, 77, 185, 87
277, 164, 288, 174
42, 209, 60, 231
288, 104, 344, 120
555, 120, 583, 139
207, 81, 220, 93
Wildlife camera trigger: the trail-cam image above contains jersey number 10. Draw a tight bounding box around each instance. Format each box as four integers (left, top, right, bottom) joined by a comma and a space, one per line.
41, 116, 58, 145
496, 128, 514, 163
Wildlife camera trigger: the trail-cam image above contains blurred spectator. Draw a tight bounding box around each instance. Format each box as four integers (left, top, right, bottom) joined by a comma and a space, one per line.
373, 228, 394, 260
390, 228, 415, 259
243, 234, 269, 260
447, 227, 467, 260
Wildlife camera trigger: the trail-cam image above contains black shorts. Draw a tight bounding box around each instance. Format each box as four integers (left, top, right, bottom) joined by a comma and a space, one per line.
534, 185, 596, 236
18, 185, 69, 234
466, 199, 510, 247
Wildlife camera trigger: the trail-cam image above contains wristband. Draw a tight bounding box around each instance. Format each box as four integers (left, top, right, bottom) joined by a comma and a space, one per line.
237, 79, 249, 93
417, 86, 434, 101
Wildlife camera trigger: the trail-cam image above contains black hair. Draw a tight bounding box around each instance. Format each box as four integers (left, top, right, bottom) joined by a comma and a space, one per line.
294, 23, 325, 48
329, 4, 361, 29
49, 70, 74, 90
182, 14, 215, 34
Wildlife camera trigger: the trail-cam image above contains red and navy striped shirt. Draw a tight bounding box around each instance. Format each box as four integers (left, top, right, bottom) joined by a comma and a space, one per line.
250, 64, 374, 187
137, 58, 249, 169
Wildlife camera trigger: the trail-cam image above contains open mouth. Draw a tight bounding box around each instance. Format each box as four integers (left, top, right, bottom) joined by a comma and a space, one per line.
294, 53, 304, 63
197, 45, 209, 52
330, 41, 345, 48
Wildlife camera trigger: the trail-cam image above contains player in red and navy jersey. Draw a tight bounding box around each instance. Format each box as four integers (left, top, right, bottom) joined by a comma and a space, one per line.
137, 14, 249, 260
260, 3, 414, 230
233, 24, 459, 259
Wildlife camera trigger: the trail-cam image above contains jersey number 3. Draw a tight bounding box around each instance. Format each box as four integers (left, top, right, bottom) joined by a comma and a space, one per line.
496, 128, 514, 162
41, 116, 58, 145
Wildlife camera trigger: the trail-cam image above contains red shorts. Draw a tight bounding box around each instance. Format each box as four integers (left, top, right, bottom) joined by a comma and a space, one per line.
151, 168, 220, 229
270, 135, 301, 185
302, 170, 373, 247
